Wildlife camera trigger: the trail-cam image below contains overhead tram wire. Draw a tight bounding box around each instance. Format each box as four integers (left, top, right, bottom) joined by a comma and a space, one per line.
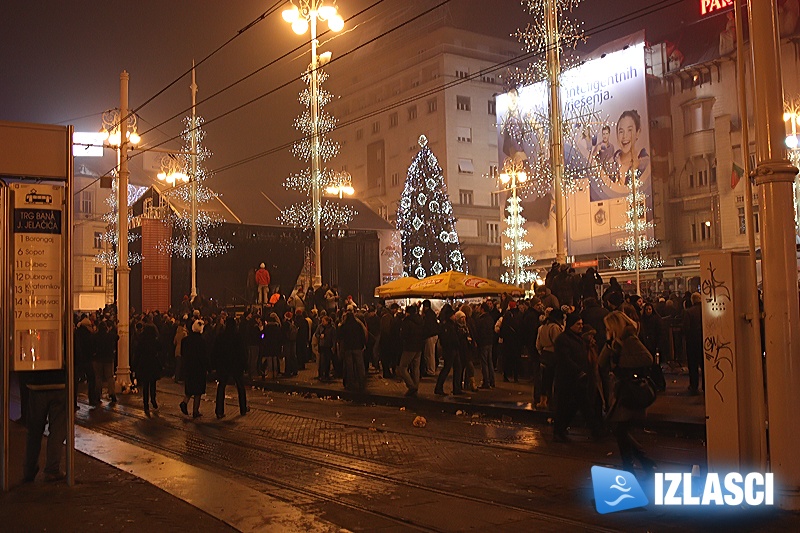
207, 0, 685, 177
85, 0, 683, 190
137, 0, 391, 139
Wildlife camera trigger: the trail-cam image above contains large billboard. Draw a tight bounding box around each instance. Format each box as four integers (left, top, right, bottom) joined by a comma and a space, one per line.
496, 39, 652, 260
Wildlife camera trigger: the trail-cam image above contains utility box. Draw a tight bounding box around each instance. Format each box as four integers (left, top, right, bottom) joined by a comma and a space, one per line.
699, 251, 766, 472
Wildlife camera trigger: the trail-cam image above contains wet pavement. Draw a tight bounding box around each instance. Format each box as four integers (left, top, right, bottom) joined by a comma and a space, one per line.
2, 378, 798, 532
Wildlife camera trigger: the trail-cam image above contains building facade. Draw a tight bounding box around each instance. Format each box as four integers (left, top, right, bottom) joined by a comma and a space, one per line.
328, 25, 517, 279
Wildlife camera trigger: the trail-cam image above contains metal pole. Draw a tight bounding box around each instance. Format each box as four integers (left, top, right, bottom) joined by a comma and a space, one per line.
310, 6, 323, 290
546, 0, 567, 264
190, 63, 198, 300
747, 0, 800, 509
633, 175, 641, 295
116, 71, 132, 390
1, 181, 8, 491
65, 126, 75, 486
734, 0, 767, 470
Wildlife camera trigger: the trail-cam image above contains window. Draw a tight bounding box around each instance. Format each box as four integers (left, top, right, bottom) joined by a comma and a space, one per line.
79, 191, 93, 214
455, 69, 469, 79
379, 205, 389, 221
93, 267, 103, 288
356, 128, 363, 140
698, 169, 708, 187
391, 172, 400, 187
689, 173, 694, 188
491, 192, 500, 207
481, 74, 496, 84
408, 105, 418, 120
372, 121, 380, 134
487, 222, 501, 244
457, 158, 474, 174
683, 99, 713, 133
489, 164, 498, 178
93, 231, 103, 249
691, 223, 697, 243
488, 99, 496, 115
701, 221, 712, 241
427, 98, 437, 113
411, 77, 420, 88
389, 113, 398, 127
738, 206, 760, 234
456, 127, 472, 143
456, 96, 471, 111
459, 189, 474, 205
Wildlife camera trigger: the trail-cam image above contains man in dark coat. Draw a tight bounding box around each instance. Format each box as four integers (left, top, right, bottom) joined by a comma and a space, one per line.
74, 316, 99, 407
682, 292, 704, 394
398, 305, 424, 396
581, 297, 609, 345
552, 313, 601, 442
499, 302, 523, 383
579, 267, 603, 302
214, 317, 249, 418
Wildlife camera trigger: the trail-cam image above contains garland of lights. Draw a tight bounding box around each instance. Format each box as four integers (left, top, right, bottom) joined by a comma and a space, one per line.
95, 179, 147, 267
280, 65, 356, 230
501, 195, 538, 285
159, 115, 232, 259
611, 173, 664, 271
396, 135, 464, 278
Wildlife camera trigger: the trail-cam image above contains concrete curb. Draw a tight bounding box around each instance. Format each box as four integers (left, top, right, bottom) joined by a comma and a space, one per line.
252, 379, 707, 439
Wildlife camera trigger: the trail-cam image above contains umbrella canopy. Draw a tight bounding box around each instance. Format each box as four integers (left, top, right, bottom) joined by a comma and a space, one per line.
374, 276, 420, 298
376, 271, 522, 299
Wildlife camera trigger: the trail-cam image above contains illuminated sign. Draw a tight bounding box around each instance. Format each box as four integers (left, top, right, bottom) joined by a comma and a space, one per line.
72, 131, 106, 157
655, 473, 773, 506
700, 0, 733, 16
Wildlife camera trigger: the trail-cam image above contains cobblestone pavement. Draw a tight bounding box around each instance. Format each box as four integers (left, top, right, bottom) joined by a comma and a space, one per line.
69, 380, 797, 532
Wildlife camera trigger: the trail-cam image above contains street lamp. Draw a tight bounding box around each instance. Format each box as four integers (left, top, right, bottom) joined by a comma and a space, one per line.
283, 0, 344, 289
498, 158, 535, 286
783, 102, 800, 231
324, 170, 354, 198
99, 71, 139, 392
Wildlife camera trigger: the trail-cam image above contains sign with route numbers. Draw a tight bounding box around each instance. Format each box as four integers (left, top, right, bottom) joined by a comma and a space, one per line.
12, 182, 64, 371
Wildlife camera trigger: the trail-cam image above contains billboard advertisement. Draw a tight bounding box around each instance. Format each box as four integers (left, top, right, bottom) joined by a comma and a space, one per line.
496, 39, 652, 260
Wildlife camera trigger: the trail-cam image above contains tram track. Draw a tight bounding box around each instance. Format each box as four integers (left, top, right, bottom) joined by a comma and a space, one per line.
77, 394, 625, 533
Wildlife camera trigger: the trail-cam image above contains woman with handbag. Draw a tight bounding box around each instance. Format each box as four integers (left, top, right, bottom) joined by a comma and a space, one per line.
598, 311, 657, 476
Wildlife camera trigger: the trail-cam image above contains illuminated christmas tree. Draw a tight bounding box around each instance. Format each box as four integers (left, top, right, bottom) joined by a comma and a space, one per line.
396, 135, 465, 278
159, 115, 231, 259
279, 67, 356, 230
611, 174, 663, 270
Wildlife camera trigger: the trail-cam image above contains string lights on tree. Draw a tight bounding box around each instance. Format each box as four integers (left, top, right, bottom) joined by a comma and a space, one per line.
95, 180, 147, 268
497, 159, 537, 285
611, 172, 663, 271
159, 115, 232, 259
396, 135, 465, 278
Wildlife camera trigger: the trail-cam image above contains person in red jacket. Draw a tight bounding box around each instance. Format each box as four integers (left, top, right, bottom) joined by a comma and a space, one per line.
255, 263, 271, 304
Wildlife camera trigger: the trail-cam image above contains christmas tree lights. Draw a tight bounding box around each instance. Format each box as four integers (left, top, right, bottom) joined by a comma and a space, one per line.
396, 136, 465, 278
159, 115, 232, 259
280, 64, 355, 230
95, 180, 147, 268
611, 173, 663, 271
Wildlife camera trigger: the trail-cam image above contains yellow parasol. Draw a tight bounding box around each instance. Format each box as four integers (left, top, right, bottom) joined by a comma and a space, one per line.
375, 271, 523, 299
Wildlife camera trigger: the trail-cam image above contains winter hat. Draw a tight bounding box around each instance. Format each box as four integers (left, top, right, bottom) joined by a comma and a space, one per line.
607, 292, 624, 307
565, 312, 582, 329
508, 301, 517, 309
453, 311, 466, 322
192, 319, 205, 334
547, 308, 565, 324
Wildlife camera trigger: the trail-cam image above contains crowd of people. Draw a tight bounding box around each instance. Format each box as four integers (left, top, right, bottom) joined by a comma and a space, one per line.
30, 259, 707, 481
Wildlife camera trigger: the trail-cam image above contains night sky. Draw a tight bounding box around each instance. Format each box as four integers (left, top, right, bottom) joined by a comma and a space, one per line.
0, 0, 696, 197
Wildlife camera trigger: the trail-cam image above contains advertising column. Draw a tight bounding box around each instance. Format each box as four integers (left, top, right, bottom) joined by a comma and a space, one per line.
11, 183, 64, 371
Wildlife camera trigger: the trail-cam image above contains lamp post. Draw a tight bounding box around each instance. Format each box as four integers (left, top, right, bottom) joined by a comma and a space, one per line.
283, 0, 344, 290
324, 170, 354, 198
499, 158, 533, 287
99, 71, 140, 391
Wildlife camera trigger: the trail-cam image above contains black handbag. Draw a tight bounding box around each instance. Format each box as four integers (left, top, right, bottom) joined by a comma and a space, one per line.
616, 372, 657, 409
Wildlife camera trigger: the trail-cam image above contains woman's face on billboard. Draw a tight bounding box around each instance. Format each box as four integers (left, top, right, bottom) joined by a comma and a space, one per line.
617, 115, 639, 156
